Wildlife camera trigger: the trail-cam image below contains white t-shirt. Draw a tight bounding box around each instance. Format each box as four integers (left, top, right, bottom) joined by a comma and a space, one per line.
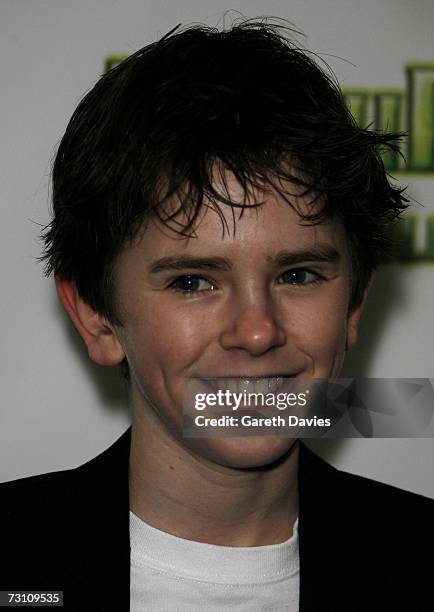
130, 511, 299, 611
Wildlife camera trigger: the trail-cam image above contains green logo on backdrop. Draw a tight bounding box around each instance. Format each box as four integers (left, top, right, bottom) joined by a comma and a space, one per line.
343, 63, 434, 173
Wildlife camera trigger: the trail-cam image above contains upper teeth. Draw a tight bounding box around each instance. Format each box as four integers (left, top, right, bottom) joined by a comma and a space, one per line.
208, 377, 286, 395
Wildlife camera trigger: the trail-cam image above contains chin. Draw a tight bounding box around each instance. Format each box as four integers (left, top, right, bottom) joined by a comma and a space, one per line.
188, 436, 298, 470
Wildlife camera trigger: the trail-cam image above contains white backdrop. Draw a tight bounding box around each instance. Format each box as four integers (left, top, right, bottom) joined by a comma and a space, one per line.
1, 0, 433, 497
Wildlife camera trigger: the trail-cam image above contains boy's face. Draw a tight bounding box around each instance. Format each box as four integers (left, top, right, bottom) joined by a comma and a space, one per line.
105, 174, 365, 468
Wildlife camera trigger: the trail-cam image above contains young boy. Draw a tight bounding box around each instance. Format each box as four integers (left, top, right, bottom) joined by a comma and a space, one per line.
1, 21, 433, 611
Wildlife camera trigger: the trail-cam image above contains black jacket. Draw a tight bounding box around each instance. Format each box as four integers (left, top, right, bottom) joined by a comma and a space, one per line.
1, 427, 433, 611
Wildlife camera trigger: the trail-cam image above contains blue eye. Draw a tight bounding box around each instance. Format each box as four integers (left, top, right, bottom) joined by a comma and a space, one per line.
278, 269, 321, 285
169, 275, 214, 294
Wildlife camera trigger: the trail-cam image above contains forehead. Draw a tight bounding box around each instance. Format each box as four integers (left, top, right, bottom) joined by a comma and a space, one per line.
120, 176, 349, 267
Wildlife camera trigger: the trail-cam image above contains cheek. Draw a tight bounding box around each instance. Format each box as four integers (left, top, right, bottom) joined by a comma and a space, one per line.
121, 298, 212, 382
122, 299, 218, 431
289, 293, 349, 370
310, 306, 347, 348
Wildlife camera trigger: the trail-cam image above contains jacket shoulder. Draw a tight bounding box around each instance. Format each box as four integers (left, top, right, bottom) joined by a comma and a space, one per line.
298, 444, 434, 610
0, 429, 131, 590
0, 427, 131, 508
333, 458, 434, 562
337, 462, 434, 515
300, 442, 434, 514
299, 443, 434, 550
0, 466, 77, 517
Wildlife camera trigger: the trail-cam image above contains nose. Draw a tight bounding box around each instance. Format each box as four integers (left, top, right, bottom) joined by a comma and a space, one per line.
219, 301, 287, 356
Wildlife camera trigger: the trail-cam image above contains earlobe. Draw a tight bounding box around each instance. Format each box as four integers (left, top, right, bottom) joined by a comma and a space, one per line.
55, 279, 125, 366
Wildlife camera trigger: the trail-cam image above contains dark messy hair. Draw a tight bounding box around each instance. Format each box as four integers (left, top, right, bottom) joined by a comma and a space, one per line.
41, 19, 408, 329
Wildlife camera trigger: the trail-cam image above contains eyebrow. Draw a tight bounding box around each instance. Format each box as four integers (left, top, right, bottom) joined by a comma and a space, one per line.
148, 246, 340, 274
269, 246, 340, 268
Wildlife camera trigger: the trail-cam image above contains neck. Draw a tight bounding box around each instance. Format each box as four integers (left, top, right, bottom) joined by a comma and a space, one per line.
128, 397, 299, 547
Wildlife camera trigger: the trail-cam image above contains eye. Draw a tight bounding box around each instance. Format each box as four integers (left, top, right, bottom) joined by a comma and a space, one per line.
169, 275, 215, 294
277, 268, 322, 286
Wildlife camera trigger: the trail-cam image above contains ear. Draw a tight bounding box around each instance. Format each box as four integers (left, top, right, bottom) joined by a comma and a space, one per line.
55, 279, 125, 366
346, 276, 373, 350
